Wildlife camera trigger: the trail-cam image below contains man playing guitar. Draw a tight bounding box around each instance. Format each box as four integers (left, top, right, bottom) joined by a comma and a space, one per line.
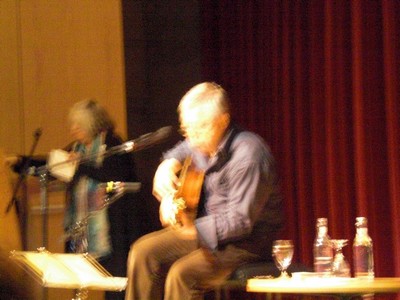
125, 82, 284, 300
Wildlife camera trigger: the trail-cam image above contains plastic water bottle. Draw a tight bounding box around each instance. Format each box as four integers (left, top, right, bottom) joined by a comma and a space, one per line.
353, 217, 374, 278
313, 218, 333, 276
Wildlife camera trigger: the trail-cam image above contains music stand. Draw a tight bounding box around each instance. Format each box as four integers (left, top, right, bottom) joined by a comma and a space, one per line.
10, 248, 127, 300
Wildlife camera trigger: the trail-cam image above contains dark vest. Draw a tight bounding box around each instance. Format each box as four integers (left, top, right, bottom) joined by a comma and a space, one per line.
197, 124, 242, 217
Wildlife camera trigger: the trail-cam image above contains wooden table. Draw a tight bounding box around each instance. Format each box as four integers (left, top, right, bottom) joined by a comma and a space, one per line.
247, 277, 400, 300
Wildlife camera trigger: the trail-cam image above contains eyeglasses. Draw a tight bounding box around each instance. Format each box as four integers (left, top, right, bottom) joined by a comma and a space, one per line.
179, 122, 215, 138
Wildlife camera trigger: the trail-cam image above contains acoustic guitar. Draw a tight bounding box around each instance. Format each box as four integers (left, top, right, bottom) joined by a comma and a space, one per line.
172, 156, 204, 227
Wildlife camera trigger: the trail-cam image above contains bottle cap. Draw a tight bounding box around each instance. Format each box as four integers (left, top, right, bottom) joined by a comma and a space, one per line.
355, 217, 368, 227
316, 218, 328, 227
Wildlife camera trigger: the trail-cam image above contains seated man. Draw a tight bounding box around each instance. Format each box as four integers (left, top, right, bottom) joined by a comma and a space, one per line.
125, 82, 284, 300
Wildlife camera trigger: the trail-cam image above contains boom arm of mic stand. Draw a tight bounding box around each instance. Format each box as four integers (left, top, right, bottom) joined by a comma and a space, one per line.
106, 126, 173, 155
38, 126, 173, 176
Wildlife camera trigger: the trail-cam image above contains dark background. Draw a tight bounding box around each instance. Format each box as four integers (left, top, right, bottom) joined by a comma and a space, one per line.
122, 0, 202, 233
120, 1, 400, 290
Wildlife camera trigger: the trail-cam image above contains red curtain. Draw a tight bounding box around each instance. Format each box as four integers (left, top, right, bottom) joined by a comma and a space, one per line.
201, 0, 400, 281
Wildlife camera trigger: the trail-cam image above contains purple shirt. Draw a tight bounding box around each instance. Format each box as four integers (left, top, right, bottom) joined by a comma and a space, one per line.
163, 125, 283, 257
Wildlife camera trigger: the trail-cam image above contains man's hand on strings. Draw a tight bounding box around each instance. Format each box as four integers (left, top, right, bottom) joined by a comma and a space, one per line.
159, 195, 179, 227
152, 158, 182, 201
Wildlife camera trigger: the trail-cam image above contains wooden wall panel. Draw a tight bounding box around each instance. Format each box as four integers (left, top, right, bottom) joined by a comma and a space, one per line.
19, 0, 127, 154
0, 2, 126, 298
0, 0, 24, 154
0, 149, 22, 251
122, 0, 202, 232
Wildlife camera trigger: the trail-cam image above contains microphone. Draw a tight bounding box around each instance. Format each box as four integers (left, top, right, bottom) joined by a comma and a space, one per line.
99, 181, 141, 194
118, 126, 173, 153
34, 127, 43, 139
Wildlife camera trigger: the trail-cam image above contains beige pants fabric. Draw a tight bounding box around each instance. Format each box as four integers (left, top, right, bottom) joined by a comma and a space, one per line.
124, 227, 261, 300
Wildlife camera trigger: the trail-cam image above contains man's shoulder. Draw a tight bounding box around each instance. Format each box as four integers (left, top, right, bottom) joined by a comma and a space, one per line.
233, 130, 269, 150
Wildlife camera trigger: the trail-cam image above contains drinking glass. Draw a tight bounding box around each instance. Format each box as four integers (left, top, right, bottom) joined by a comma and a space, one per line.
331, 239, 351, 277
272, 240, 294, 278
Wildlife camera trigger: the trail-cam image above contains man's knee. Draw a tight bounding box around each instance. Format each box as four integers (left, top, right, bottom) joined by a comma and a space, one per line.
127, 237, 150, 269
166, 260, 192, 285
130, 234, 156, 255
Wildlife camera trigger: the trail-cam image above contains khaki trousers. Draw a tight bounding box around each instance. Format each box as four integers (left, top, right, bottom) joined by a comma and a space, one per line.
125, 227, 260, 300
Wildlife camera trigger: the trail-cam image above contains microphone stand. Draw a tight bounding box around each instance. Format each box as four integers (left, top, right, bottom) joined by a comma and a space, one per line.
38, 167, 50, 249
35, 126, 173, 176
64, 182, 141, 256
37, 166, 49, 300
5, 128, 42, 249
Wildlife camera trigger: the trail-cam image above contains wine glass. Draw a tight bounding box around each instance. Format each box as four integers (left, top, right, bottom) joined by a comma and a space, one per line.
272, 240, 294, 278
331, 239, 351, 277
